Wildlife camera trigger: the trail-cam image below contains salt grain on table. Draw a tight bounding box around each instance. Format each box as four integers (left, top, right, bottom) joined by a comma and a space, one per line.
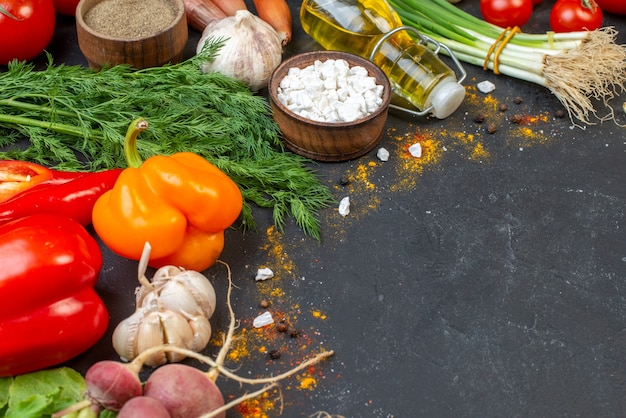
377, 147, 390, 161
253, 311, 274, 328
409, 143, 422, 158
477, 80, 496, 94
338, 196, 350, 217
255, 267, 274, 281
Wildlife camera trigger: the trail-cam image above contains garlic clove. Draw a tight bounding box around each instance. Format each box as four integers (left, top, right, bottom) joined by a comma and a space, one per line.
112, 308, 146, 362
136, 310, 168, 367
152, 270, 217, 319
159, 310, 195, 363
173, 271, 217, 318
137, 289, 160, 309
184, 313, 212, 352
156, 281, 205, 317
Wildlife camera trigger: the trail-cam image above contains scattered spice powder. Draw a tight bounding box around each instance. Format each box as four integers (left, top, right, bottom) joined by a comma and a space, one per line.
470, 142, 490, 161
237, 389, 280, 418
390, 131, 443, 192
84, 0, 177, 39
213, 225, 333, 417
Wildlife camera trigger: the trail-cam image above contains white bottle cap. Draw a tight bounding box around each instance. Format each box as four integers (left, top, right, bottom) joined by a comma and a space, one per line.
427, 77, 466, 119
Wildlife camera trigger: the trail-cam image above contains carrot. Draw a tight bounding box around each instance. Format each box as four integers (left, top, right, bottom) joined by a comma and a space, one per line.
211, 0, 248, 15
252, 0, 292, 46
183, 0, 227, 32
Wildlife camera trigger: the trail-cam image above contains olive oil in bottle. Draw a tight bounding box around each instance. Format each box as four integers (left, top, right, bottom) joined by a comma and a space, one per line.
300, 0, 466, 119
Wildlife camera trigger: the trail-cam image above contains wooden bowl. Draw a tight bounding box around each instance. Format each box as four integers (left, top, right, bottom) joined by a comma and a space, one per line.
75, 0, 188, 70
268, 51, 391, 162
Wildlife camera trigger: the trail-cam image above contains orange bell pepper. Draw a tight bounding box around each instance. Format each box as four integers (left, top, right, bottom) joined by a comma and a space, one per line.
92, 118, 243, 271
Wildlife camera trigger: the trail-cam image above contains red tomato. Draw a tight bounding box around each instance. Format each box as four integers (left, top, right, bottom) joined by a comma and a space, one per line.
52, 0, 79, 15
594, 0, 626, 15
550, 0, 603, 32
0, 0, 56, 65
532, 0, 543, 4
480, 0, 533, 28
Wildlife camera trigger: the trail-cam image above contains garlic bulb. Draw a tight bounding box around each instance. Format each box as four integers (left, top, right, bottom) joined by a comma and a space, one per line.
112, 242, 218, 366
196, 10, 283, 91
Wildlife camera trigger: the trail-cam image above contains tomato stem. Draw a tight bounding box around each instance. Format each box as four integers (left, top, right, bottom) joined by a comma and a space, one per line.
0, 6, 22, 21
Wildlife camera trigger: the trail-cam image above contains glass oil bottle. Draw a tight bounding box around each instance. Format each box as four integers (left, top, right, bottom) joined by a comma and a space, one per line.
300, 0, 467, 119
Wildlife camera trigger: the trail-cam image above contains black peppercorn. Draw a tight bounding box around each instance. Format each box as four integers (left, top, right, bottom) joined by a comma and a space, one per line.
287, 326, 299, 338
268, 349, 281, 360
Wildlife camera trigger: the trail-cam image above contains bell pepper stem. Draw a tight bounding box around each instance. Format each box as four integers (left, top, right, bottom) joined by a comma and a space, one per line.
123, 117, 149, 168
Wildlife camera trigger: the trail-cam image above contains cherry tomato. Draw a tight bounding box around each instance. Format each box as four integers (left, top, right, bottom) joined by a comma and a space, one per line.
594, 0, 626, 15
480, 0, 533, 28
532, 0, 543, 4
550, 0, 603, 32
52, 0, 80, 15
0, 0, 56, 65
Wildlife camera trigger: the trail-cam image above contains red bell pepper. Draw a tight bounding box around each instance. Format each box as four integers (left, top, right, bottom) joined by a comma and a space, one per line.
0, 160, 81, 202
0, 160, 122, 226
0, 213, 109, 377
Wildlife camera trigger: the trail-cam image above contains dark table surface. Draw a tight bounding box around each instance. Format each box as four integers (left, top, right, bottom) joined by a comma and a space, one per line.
12, 0, 626, 417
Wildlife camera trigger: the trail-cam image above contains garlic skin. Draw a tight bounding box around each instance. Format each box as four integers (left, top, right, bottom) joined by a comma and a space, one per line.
196, 10, 283, 91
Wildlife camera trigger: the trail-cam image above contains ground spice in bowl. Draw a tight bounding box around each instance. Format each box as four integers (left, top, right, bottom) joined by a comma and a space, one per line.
83, 0, 177, 39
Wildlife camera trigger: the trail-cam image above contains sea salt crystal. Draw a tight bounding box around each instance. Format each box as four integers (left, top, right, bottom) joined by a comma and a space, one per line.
477, 80, 496, 93
338, 196, 350, 217
255, 267, 274, 281
409, 142, 422, 158
377, 147, 389, 161
253, 311, 274, 328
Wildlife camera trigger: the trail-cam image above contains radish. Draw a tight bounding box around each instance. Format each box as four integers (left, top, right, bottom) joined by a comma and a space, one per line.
52, 360, 143, 417
117, 396, 172, 417
143, 364, 225, 418
84, 360, 143, 410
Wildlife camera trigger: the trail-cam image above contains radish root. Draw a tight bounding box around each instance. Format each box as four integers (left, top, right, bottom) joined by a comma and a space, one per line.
206, 259, 236, 381
136, 344, 334, 385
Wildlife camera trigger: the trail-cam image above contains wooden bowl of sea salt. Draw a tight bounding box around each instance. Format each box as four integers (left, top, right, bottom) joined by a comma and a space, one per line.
268, 50, 391, 162
76, 0, 188, 70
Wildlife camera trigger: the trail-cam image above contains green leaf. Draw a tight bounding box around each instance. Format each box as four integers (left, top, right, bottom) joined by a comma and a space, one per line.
0, 377, 13, 409
4, 368, 86, 418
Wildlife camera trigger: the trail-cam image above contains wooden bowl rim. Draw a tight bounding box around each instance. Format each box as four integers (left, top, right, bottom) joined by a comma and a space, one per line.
268, 50, 391, 128
76, 0, 185, 42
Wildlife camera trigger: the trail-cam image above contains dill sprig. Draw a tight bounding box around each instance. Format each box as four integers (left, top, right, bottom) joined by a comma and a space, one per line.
0, 43, 335, 239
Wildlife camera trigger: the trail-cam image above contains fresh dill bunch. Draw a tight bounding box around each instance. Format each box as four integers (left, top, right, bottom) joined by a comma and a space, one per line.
0, 42, 335, 238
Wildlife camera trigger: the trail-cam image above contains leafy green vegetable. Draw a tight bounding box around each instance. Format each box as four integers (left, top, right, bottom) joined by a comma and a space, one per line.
0, 41, 334, 238
0, 368, 85, 418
